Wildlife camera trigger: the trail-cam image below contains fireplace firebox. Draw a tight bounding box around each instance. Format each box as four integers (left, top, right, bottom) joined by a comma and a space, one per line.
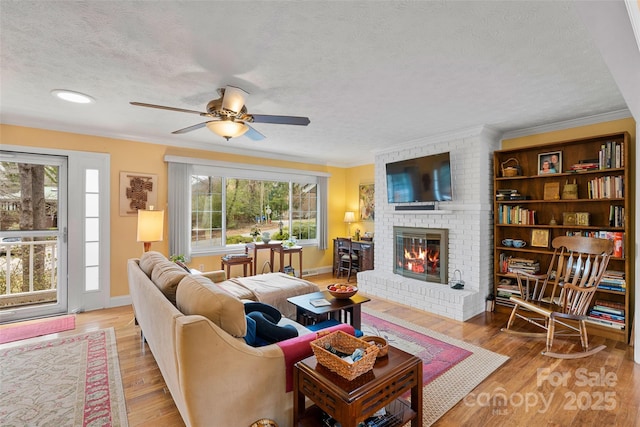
393, 226, 448, 284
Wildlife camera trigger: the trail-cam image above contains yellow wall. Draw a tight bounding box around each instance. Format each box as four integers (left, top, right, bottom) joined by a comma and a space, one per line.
1, 124, 366, 298
343, 164, 375, 238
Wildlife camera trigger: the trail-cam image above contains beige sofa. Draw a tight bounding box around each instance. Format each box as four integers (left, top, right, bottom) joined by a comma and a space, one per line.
127, 251, 351, 427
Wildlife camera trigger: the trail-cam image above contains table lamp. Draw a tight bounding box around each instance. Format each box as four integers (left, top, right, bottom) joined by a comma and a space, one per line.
343, 211, 355, 238
137, 206, 164, 252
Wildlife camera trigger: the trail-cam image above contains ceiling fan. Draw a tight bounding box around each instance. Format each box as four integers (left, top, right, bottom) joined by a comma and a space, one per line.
130, 85, 310, 141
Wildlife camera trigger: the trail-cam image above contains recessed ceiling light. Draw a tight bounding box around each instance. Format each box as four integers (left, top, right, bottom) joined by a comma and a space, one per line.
51, 89, 95, 104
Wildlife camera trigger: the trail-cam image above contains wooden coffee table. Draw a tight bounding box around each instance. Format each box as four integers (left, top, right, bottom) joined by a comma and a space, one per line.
287, 291, 370, 330
293, 345, 423, 427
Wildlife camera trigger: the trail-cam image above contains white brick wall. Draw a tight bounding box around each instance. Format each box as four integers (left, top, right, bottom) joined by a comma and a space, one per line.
358, 127, 500, 321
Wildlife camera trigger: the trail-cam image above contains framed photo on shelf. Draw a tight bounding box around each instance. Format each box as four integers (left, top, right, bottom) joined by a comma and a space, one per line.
531, 228, 550, 248
538, 151, 562, 175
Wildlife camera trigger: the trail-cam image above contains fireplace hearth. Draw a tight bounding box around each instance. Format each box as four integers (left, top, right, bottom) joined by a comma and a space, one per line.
394, 226, 448, 284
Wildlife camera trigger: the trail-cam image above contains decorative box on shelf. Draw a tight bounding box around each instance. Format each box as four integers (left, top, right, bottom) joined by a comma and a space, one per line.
563, 212, 577, 226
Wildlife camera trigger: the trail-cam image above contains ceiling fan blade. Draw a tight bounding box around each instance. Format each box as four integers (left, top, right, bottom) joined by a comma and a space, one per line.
172, 121, 209, 134
244, 125, 266, 141
221, 86, 248, 114
250, 114, 310, 126
130, 102, 206, 116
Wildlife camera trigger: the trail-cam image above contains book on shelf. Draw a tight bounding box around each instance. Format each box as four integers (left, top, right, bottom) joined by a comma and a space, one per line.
507, 257, 540, 274
223, 253, 249, 259
599, 140, 624, 170
569, 161, 599, 172
597, 284, 626, 293
594, 298, 625, 311
592, 305, 625, 316
588, 309, 625, 322
496, 284, 521, 294
608, 206, 625, 227
309, 298, 331, 307
585, 316, 625, 330
593, 299, 624, 316
497, 205, 536, 225
587, 175, 623, 199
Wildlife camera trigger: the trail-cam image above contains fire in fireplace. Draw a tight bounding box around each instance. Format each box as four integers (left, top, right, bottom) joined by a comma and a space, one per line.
394, 226, 448, 284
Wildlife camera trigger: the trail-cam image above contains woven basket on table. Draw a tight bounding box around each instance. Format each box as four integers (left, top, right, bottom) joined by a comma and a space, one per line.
310, 330, 379, 381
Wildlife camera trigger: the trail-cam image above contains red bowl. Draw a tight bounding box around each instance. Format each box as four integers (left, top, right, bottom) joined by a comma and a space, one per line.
327, 284, 358, 299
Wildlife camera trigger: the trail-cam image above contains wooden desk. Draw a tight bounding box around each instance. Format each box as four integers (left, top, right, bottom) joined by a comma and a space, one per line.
271, 245, 303, 277
220, 256, 253, 277
293, 346, 422, 427
333, 239, 374, 276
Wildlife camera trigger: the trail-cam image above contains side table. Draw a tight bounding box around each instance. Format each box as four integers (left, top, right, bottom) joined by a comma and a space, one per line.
293, 345, 422, 427
245, 241, 282, 274
271, 245, 303, 277
221, 256, 253, 277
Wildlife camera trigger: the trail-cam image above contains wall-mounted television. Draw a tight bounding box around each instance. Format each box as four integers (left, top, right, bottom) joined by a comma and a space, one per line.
386, 152, 453, 203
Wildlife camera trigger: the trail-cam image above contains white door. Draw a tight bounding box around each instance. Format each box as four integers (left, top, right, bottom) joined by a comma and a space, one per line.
0, 152, 68, 322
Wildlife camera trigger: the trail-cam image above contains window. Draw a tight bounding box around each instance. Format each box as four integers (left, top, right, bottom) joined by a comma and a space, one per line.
190, 177, 317, 252
167, 156, 328, 258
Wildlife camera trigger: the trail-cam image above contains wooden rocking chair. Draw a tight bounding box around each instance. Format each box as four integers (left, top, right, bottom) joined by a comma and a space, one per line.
501, 235, 614, 359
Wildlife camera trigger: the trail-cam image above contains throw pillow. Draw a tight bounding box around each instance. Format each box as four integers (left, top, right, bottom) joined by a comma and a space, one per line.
139, 251, 167, 276
150, 260, 189, 305
176, 275, 247, 338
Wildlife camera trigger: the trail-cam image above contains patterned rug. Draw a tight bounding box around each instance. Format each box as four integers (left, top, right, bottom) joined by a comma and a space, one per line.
0, 315, 76, 344
362, 308, 509, 426
0, 328, 129, 426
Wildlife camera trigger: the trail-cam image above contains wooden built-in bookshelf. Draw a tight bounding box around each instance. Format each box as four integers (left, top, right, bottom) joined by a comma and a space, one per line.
493, 132, 633, 343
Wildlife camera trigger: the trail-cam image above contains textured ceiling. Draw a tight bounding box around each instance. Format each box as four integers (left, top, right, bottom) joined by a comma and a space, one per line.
0, 1, 630, 166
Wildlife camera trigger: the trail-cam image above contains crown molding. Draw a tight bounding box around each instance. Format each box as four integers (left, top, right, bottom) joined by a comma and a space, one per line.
372, 125, 500, 157
501, 109, 632, 140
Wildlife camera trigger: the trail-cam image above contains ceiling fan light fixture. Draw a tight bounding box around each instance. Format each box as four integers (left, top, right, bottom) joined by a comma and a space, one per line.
206, 119, 249, 141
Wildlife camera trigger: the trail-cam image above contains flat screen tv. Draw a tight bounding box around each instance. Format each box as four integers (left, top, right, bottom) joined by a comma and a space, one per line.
386, 152, 453, 203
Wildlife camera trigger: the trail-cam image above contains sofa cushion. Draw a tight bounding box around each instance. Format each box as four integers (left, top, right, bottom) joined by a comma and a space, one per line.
139, 251, 167, 277
150, 260, 189, 305
176, 274, 247, 338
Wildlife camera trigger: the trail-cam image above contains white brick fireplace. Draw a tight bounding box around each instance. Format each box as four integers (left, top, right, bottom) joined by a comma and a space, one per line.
358, 126, 500, 321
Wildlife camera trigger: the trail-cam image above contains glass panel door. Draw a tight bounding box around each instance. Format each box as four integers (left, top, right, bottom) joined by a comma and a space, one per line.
0, 152, 68, 322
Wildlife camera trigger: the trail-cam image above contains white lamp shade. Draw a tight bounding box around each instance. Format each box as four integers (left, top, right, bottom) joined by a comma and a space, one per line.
343, 211, 356, 223
137, 209, 164, 243
206, 120, 249, 140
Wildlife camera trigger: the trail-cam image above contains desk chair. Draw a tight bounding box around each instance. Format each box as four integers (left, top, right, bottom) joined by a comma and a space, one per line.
336, 237, 359, 282
502, 235, 613, 359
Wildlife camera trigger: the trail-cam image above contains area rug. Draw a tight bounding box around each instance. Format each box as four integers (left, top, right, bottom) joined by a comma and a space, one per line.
0, 328, 129, 426
361, 308, 509, 426
0, 314, 75, 344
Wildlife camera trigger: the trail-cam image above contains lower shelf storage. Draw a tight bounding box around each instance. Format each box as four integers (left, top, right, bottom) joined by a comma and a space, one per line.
297, 399, 415, 427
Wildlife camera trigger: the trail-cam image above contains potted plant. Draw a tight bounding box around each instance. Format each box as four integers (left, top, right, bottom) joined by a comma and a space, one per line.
169, 254, 186, 263
250, 224, 261, 242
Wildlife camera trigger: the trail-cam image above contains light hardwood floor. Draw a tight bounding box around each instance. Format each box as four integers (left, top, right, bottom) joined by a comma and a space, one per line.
54, 274, 639, 426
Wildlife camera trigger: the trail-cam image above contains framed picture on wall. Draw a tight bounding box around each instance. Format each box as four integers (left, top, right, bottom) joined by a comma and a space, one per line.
359, 183, 375, 221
